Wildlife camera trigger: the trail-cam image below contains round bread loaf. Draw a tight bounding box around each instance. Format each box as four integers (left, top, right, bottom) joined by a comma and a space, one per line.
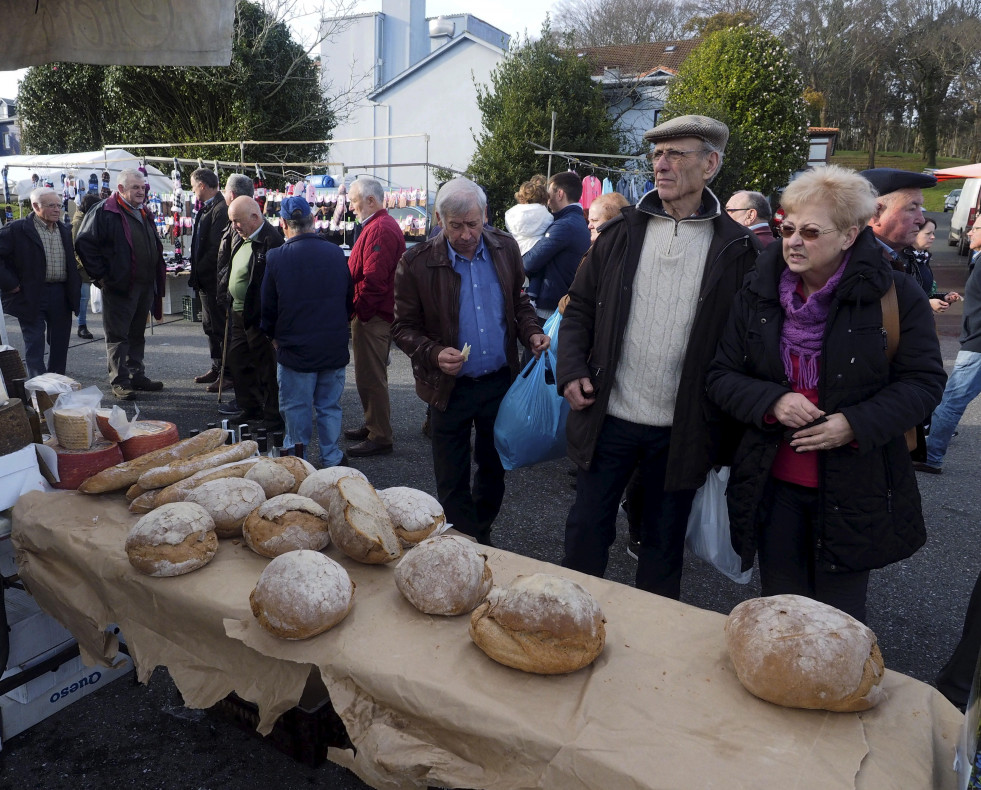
245, 460, 296, 498
250, 550, 354, 639
469, 573, 606, 674
395, 535, 492, 615
125, 502, 218, 577
378, 487, 446, 546
296, 466, 368, 511
725, 594, 885, 712
269, 455, 315, 491
326, 475, 401, 564
185, 478, 267, 538
242, 493, 330, 558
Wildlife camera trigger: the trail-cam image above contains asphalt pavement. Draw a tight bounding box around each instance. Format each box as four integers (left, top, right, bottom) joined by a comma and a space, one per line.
0, 213, 977, 789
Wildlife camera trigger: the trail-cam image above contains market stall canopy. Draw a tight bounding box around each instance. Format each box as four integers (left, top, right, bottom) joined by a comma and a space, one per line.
933, 163, 981, 181
0, 0, 235, 69
0, 150, 174, 200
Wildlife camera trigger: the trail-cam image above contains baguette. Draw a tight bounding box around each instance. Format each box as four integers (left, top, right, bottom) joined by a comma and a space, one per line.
126, 482, 150, 501
78, 428, 227, 494
129, 489, 159, 514
152, 458, 262, 507
138, 441, 258, 489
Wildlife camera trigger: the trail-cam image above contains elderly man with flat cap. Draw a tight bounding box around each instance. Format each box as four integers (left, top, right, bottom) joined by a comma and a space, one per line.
556, 114, 760, 599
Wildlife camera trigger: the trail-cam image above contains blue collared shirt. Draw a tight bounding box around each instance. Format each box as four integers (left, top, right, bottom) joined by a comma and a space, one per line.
448, 236, 507, 378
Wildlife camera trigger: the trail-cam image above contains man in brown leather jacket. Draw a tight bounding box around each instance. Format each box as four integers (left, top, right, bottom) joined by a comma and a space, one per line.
392, 178, 548, 545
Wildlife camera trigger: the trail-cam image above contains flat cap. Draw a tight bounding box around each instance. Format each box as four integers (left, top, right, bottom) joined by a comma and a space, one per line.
859, 168, 937, 195
643, 114, 729, 150
280, 195, 312, 220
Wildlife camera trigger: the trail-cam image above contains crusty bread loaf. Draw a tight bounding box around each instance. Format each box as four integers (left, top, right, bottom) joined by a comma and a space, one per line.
725, 594, 885, 712
78, 428, 227, 493
242, 493, 331, 558
395, 535, 492, 615
378, 487, 446, 546
469, 573, 606, 674
125, 502, 218, 577
128, 489, 159, 514
245, 460, 296, 498
326, 475, 401, 564
152, 458, 261, 507
125, 482, 149, 501
268, 455, 315, 491
137, 440, 257, 489
186, 478, 267, 538
296, 466, 368, 511
250, 550, 354, 639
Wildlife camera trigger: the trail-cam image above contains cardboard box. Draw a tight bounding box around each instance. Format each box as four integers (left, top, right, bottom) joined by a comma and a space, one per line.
0, 652, 133, 743
5, 587, 74, 667
1, 642, 81, 703
0, 444, 48, 511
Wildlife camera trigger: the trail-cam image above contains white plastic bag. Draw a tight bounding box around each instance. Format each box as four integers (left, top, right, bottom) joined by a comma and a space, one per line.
44, 385, 103, 447
90, 284, 103, 314
685, 467, 752, 584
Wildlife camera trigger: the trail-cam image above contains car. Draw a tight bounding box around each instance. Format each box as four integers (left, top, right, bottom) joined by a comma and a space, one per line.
944, 188, 962, 212
948, 179, 981, 256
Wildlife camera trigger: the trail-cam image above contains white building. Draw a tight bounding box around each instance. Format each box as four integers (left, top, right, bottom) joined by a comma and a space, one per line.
322, 0, 509, 191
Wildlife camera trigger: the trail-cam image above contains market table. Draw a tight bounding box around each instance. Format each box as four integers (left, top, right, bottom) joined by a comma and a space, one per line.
11, 490, 963, 790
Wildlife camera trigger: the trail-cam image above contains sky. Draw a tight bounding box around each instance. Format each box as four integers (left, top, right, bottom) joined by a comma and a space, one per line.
0, 0, 556, 99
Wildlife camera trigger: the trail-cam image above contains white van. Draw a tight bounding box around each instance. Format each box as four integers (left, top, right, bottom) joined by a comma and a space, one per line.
948, 178, 981, 256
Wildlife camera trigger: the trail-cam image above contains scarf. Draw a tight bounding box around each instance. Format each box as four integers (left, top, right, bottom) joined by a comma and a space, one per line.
778, 253, 850, 389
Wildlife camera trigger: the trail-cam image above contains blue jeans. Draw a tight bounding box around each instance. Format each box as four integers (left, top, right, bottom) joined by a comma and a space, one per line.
78, 282, 91, 327
276, 364, 346, 466
925, 349, 981, 467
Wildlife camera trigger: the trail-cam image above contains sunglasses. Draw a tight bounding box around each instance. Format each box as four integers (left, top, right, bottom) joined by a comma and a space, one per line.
779, 224, 838, 241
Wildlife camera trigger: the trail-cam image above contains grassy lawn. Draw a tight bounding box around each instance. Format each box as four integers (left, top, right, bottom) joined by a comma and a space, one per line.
830, 149, 973, 212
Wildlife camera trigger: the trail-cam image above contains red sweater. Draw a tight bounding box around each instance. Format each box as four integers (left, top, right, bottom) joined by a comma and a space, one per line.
348, 209, 406, 323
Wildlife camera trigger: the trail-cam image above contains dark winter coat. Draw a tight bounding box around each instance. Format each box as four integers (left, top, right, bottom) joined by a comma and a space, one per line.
216, 221, 284, 329
392, 226, 543, 412
555, 189, 760, 491
0, 214, 80, 319
706, 227, 947, 573
189, 192, 228, 293
260, 233, 353, 372
522, 203, 591, 311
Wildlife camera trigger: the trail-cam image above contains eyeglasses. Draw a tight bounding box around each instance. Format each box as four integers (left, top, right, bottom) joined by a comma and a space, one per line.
38, 202, 62, 210
779, 224, 838, 241
726, 207, 752, 214
651, 148, 707, 164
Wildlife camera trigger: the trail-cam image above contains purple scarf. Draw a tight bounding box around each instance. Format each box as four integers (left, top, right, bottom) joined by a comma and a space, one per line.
778, 253, 850, 389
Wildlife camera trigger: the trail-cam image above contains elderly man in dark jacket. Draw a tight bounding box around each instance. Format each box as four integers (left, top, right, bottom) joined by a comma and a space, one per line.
261, 196, 353, 465
188, 168, 229, 390
556, 115, 760, 599
75, 169, 166, 399
218, 195, 283, 428
0, 187, 80, 377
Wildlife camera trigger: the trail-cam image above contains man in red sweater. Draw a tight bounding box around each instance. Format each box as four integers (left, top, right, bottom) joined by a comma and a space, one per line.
344, 177, 406, 456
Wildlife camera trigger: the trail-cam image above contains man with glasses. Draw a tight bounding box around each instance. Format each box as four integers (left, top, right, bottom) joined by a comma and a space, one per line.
0, 187, 80, 377
556, 114, 760, 598
725, 190, 777, 246
76, 169, 166, 399
915, 217, 981, 474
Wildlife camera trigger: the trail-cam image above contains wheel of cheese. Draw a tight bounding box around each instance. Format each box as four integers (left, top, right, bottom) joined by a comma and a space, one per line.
250, 550, 354, 639
242, 493, 331, 558
52, 408, 94, 450
378, 487, 446, 546
119, 420, 180, 460
469, 574, 607, 675
125, 502, 218, 577
395, 535, 492, 615
45, 437, 124, 490
0, 399, 33, 455
724, 594, 885, 712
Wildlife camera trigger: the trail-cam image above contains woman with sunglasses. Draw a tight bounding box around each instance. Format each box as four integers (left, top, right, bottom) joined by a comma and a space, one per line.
706, 166, 946, 622
909, 216, 961, 314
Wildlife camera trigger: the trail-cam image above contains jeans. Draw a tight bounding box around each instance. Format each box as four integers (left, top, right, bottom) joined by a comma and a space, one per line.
276, 364, 345, 466
19, 282, 72, 377
563, 416, 696, 599
78, 282, 91, 327
925, 349, 981, 467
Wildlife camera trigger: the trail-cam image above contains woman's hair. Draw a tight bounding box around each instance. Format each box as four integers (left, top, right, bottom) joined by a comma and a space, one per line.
514, 177, 549, 205
780, 165, 877, 230
920, 216, 937, 233
589, 192, 629, 224
79, 193, 101, 213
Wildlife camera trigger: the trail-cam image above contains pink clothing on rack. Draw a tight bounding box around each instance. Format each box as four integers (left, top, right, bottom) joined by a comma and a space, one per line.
580, 175, 602, 210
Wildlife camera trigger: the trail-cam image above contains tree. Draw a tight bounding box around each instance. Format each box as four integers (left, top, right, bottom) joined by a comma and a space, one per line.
18, 1, 348, 173
553, 0, 693, 46
468, 21, 623, 227
662, 25, 809, 200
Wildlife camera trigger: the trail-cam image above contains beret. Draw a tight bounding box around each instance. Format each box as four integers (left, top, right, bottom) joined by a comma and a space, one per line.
643, 114, 729, 151
280, 195, 312, 220
859, 168, 937, 195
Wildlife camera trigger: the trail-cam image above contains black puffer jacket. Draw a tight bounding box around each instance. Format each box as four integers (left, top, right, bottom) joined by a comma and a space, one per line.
706, 227, 946, 573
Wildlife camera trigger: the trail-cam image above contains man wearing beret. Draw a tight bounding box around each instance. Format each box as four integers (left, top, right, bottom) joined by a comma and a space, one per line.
556, 114, 760, 599
261, 197, 353, 465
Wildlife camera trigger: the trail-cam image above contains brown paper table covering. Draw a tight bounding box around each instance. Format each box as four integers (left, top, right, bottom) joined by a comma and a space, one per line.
11, 491, 962, 790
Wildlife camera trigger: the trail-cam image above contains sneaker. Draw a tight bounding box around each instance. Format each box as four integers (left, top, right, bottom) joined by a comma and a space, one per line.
77, 326, 93, 339
217, 399, 241, 416
112, 383, 135, 400
912, 461, 942, 475
131, 375, 164, 391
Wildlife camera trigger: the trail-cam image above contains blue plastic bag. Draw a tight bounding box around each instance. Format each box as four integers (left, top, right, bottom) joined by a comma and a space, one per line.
494, 346, 569, 471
